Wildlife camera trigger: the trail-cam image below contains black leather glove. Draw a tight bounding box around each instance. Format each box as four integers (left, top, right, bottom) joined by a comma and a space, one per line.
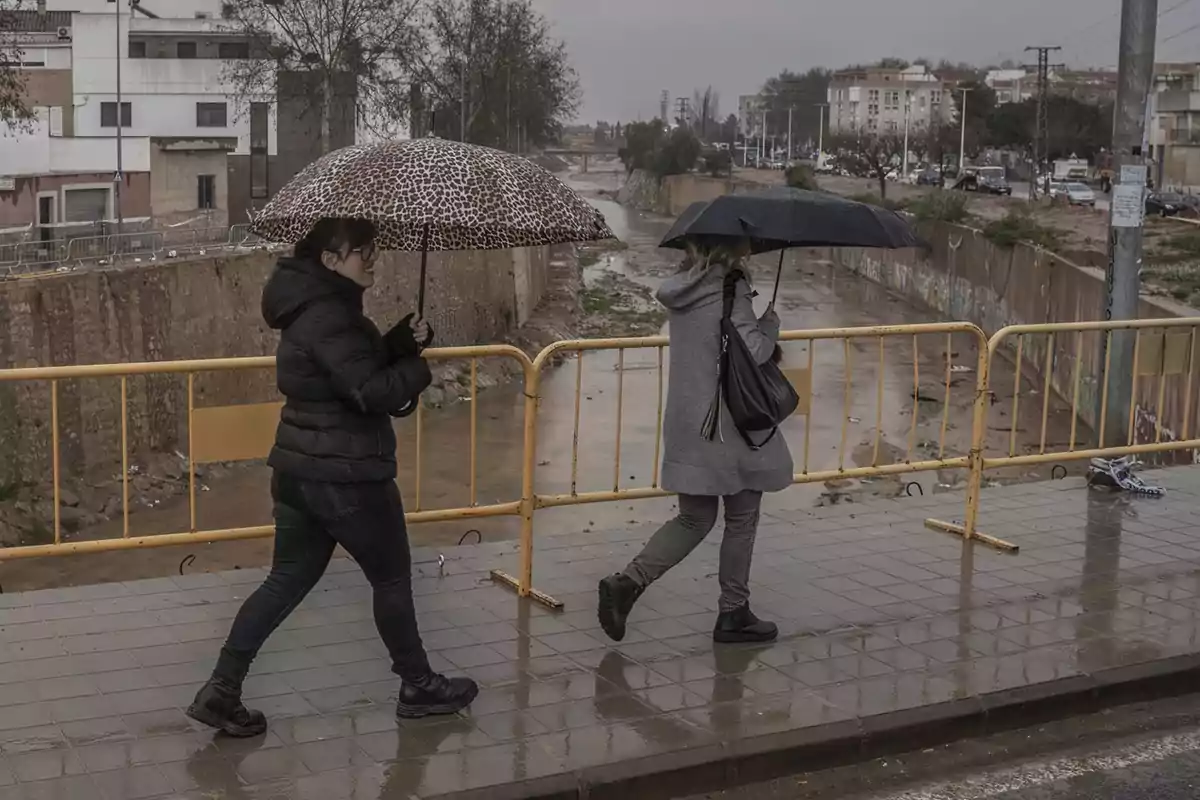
384, 314, 420, 362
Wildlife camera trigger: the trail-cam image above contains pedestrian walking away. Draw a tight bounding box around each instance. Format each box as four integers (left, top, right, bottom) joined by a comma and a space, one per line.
598, 241, 793, 645
187, 217, 478, 738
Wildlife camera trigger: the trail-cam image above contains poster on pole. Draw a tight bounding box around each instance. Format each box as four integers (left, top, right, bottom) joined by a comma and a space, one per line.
1111, 184, 1145, 229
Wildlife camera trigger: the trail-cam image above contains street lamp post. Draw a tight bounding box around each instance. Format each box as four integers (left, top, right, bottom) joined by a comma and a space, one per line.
901, 83, 911, 177
112, 0, 125, 237
958, 87, 972, 176
787, 105, 793, 163
816, 103, 828, 162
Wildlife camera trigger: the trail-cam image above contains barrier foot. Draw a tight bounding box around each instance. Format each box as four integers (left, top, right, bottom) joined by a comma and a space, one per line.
924, 518, 1020, 554
489, 569, 565, 611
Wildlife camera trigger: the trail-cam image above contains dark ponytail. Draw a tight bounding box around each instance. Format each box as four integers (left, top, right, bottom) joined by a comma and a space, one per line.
295, 218, 377, 262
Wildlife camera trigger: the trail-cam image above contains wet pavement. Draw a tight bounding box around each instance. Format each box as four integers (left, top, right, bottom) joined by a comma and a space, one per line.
2, 467, 1200, 799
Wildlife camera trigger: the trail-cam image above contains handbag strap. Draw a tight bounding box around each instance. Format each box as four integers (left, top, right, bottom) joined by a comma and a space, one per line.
721, 268, 742, 320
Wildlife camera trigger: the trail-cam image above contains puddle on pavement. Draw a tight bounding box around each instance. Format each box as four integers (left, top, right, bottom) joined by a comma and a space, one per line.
0, 168, 1083, 590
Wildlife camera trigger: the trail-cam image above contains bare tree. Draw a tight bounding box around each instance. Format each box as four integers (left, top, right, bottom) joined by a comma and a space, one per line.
412, 0, 579, 150
689, 86, 719, 138
831, 129, 906, 199
219, 0, 423, 154
0, 1, 35, 132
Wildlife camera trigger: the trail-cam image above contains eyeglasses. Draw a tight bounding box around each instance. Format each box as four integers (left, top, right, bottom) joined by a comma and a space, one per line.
346, 242, 376, 261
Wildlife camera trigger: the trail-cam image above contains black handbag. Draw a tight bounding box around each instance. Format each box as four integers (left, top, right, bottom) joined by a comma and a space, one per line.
702, 268, 799, 450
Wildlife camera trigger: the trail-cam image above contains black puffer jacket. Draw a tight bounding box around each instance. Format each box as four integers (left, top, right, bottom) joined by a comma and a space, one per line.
263, 256, 431, 483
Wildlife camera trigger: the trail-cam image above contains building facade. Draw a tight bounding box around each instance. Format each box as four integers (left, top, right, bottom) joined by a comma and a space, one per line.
0, 0, 352, 241
1148, 62, 1200, 189
826, 65, 951, 137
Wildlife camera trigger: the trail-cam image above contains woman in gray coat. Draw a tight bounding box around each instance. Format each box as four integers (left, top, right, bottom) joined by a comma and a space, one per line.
598, 242, 793, 644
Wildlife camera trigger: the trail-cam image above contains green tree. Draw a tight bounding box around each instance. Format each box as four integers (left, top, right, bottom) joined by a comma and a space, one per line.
953, 80, 996, 160
1, 2, 46, 131
654, 127, 701, 176
830, 129, 905, 198
759, 67, 831, 147
219, 0, 423, 153
417, 0, 580, 150
618, 119, 665, 173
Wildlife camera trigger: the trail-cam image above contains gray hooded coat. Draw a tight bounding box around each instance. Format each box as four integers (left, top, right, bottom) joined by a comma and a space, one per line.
657, 262, 794, 497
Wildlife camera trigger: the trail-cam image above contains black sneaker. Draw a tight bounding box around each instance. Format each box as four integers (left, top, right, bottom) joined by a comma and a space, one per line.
396, 673, 479, 720
713, 605, 778, 644
186, 679, 267, 738
598, 573, 644, 642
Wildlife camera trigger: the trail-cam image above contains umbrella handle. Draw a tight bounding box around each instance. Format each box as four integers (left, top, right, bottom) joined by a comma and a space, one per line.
770, 249, 785, 307
418, 223, 430, 317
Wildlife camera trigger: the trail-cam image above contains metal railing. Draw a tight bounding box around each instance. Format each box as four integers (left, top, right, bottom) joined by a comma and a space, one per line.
2, 318, 1200, 611
982, 318, 1200, 471
0, 225, 266, 277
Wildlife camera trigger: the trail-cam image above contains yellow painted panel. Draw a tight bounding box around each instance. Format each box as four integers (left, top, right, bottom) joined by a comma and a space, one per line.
191, 401, 282, 464
782, 367, 811, 417
1137, 332, 1191, 376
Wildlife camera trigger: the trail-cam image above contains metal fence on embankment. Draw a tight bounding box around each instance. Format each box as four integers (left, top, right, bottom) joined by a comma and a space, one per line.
0, 318, 1198, 610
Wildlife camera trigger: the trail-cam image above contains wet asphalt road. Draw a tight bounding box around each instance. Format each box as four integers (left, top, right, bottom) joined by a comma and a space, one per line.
682, 693, 1200, 800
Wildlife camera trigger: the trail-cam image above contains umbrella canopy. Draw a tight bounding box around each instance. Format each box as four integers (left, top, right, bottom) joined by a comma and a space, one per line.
659, 186, 924, 253
251, 137, 614, 251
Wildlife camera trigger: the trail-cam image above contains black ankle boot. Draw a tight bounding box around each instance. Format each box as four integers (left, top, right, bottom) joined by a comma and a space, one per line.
598, 573, 644, 642
713, 605, 778, 644
186, 678, 267, 738
396, 673, 479, 720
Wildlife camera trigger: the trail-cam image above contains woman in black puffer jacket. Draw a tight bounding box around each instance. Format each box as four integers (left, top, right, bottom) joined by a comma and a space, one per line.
187, 218, 478, 737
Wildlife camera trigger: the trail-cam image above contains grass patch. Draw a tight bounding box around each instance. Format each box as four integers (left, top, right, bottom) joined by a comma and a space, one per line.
908, 191, 972, 224
982, 209, 1062, 251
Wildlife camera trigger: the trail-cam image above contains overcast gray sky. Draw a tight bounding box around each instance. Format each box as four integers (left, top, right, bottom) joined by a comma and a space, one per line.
530, 0, 1200, 123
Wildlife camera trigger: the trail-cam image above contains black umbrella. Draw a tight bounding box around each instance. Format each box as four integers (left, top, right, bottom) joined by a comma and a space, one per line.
659, 186, 925, 254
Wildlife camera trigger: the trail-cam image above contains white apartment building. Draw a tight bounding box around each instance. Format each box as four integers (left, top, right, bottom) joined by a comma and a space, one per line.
1, 0, 280, 235
826, 64, 951, 137
985, 69, 1034, 104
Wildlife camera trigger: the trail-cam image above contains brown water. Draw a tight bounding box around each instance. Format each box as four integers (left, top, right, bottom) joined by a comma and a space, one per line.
0, 169, 1078, 591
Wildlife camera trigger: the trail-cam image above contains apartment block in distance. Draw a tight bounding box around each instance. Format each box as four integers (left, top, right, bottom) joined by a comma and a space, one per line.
826, 64, 952, 136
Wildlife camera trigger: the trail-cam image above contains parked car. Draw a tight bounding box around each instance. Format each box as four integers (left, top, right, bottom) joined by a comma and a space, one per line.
1146, 192, 1186, 217
916, 169, 943, 186
976, 174, 1012, 196
1063, 182, 1097, 207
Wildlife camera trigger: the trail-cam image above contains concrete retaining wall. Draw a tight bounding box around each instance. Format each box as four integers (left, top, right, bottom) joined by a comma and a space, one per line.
0, 245, 549, 484
822, 221, 1200, 448
617, 170, 761, 217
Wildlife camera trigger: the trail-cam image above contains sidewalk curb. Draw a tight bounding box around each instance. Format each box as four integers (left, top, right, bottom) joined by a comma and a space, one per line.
437, 652, 1200, 800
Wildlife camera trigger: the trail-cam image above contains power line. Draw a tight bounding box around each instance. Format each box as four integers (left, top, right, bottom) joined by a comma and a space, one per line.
1161, 18, 1200, 44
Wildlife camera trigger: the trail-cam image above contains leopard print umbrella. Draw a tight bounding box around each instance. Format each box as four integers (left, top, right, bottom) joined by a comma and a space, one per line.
250, 137, 615, 250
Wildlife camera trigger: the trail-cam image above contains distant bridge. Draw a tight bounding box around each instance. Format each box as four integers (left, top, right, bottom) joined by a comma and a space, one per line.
541, 146, 621, 172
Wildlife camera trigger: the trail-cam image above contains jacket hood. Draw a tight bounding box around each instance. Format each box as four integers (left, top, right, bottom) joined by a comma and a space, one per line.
655, 261, 746, 312
262, 256, 365, 330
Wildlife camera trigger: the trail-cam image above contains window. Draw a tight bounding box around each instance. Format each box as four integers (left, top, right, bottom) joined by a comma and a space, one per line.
100, 101, 132, 128
129, 40, 146, 58
218, 41, 249, 59
196, 102, 228, 127
177, 41, 197, 59
197, 175, 217, 210
868, 89, 879, 103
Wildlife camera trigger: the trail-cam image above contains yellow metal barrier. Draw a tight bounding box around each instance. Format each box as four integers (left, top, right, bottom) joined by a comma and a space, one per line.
982, 318, 1200, 470
517, 322, 998, 593
0, 345, 536, 569
17, 317, 1200, 610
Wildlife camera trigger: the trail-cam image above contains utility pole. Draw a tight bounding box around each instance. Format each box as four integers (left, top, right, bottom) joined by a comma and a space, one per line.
1099, 0, 1158, 447
1024, 45, 1065, 198
787, 105, 793, 162
760, 110, 767, 163
660, 90, 669, 126
816, 103, 828, 161
111, 0, 125, 237
675, 96, 690, 128
901, 82, 911, 177
957, 87, 972, 176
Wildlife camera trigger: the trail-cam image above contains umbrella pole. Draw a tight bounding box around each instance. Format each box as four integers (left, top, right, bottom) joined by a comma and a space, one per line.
418, 223, 430, 317
771, 248, 786, 306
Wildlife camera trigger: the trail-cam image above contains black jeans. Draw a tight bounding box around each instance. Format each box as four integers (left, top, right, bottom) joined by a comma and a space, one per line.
213, 472, 431, 688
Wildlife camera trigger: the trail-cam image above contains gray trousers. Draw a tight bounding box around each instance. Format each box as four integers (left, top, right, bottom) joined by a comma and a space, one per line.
623, 490, 763, 612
